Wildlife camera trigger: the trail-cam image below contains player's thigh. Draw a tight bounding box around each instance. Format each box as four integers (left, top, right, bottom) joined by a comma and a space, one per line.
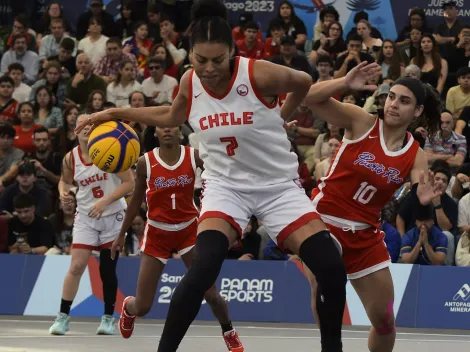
135, 252, 166, 310
140, 224, 176, 263
351, 267, 395, 327
257, 180, 325, 254
99, 211, 125, 249
69, 248, 93, 276
303, 261, 318, 294
175, 220, 197, 257
199, 180, 251, 246
71, 212, 100, 250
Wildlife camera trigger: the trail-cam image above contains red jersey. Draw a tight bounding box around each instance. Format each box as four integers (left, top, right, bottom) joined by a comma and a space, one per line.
14, 124, 41, 154
232, 27, 262, 42
0, 99, 18, 124
236, 39, 265, 59
263, 38, 280, 59
145, 146, 198, 224
311, 118, 419, 227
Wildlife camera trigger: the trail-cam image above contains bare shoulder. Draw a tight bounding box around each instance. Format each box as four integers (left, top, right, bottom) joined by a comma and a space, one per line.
178, 70, 193, 98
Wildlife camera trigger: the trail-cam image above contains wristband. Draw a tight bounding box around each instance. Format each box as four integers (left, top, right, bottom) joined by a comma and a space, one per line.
434, 204, 442, 209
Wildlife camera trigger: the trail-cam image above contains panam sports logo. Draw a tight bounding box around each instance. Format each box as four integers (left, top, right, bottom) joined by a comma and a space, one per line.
444, 284, 470, 313
219, 278, 273, 303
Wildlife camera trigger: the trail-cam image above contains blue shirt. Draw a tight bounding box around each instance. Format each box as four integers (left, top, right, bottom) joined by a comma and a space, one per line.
381, 222, 401, 263
263, 239, 288, 260
400, 225, 448, 265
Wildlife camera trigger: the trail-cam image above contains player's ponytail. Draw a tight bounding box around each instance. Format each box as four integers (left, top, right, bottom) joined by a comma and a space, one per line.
190, 0, 233, 49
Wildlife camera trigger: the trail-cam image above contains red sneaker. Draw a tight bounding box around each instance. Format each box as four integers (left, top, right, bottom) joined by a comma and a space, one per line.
119, 296, 136, 339
223, 329, 244, 352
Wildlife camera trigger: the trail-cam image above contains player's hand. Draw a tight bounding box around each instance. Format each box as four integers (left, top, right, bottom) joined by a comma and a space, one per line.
88, 199, 108, 220
417, 170, 442, 205
19, 242, 31, 254
111, 234, 125, 260
284, 120, 298, 130
344, 61, 382, 91
238, 253, 254, 260
414, 127, 428, 138
75, 111, 114, 135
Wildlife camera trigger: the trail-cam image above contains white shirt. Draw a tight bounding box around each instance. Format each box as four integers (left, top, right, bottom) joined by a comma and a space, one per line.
142, 75, 178, 105
106, 80, 142, 108
78, 35, 109, 68
13, 83, 32, 103
458, 192, 470, 229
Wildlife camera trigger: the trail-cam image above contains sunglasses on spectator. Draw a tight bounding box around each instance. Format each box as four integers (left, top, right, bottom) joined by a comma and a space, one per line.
149, 65, 162, 70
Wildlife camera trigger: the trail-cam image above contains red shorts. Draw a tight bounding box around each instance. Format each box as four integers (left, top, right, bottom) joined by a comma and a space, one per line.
140, 220, 197, 263
327, 223, 391, 279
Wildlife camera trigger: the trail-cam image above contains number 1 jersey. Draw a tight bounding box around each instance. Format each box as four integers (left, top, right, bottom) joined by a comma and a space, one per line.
71, 146, 127, 216
311, 118, 419, 227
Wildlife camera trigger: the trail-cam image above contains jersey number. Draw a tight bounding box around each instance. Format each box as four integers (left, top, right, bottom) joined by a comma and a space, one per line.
353, 182, 377, 204
92, 186, 104, 198
171, 193, 176, 210
220, 137, 238, 157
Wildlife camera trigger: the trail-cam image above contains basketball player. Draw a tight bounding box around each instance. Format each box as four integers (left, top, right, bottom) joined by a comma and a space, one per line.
49, 114, 134, 336
301, 62, 442, 352
112, 126, 243, 351
76, 0, 348, 351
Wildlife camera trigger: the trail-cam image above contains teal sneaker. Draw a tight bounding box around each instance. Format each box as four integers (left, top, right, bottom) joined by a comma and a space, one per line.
49, 313, 70, 335
96, 315, 115, 335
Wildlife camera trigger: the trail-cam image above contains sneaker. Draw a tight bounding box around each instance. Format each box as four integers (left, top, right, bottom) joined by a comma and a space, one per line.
119, 296, 136, 339
223, 329, 244, 352
49, 313, 70, 335
96, 315, 115, 335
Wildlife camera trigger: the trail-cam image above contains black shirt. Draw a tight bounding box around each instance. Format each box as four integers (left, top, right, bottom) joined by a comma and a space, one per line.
25, 151, 63, 190
271, 54, 314, 78
7, 214, 54, 248
75, 10, 118, 40
334, 52, 375, 74
458, 107, 470, 162
48, 213, 73, 250
0, 183, 52, 217
47, 55, 77, 79
434, 20, 464, 61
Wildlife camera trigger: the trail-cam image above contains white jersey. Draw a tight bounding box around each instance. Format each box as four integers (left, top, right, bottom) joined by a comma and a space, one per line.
187, 56, 298, 187
71, 146, 127, 216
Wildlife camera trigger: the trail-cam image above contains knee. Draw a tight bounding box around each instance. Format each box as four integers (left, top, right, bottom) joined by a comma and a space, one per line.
69, 262, 87, 277
370, 302, 395, 335
203, 285, 221, 306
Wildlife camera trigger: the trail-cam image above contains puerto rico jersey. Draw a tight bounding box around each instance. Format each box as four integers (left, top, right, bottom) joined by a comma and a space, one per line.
71, 146, 126, 216
186, 56, 298, 187
311, 118, 420, 227
144, 146, 198, 224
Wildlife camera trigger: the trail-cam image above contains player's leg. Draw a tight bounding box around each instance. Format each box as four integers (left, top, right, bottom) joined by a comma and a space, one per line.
351, 268, 395, 352
157, 182, 250, 352
260, 181, 347, 352
303, 262, 321, 326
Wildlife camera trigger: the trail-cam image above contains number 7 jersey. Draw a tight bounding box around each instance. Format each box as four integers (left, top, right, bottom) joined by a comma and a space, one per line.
311, 118, 420, 228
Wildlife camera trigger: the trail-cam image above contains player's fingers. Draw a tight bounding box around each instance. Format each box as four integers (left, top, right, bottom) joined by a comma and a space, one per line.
364, 84, 378, 91
354, 61, 369, 71
419, 170, 425, 184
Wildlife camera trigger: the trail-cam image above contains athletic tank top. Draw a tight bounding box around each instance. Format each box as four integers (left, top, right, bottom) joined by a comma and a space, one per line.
186, 56, 298, 188
144, 145, 198, 224
71, 146, 127, 216
311, 118, 420, 228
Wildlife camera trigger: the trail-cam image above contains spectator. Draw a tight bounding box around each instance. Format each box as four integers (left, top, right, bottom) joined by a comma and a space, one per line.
404, 64, 422, 80
446, 67, 470, 119
94, 37, 138, 85
291, 140, 313, 194
0, 162, 52, 217
309, 21, 346, 64
450, 166, 470, 200
106, 61, 142, 108
44, 37, 77, 80
9, 63, 31, 103
313, 5, 339, 42
356, 20, 383, 58
34, 1, 71, 43
345, 10, 383, 41
142, 57, 178, 105
85, 90, 106, 114
315, 55, 334, 83
123, 21, 154, 72
1, 34, 40, 85
38, 18, 76, 62
13, 102, 41, 154
66, 54, 106, 108
424, 109, 466, 169
143, 44, 179, 80
146, 4, 162, 43
412, 34, 448, 94
271, 35, 313, 77
263, 238, 298, 261
333, 34, 374, 79
0, 75, 18, 124
363, 83, 390, 115
77, 17, 109, 68
401, 204, 447, 265
455, 106, 470, 163
232, 12, 262, 43
7, 193, 53, 255
401, 27, 423, 65
377, 40, 405, 81
236, 22, 264, 59
263, 19, 285, 60
47, 192, 76, 255
433, 1, 464, 61
124, 207, 146, 256
380, 200, 402, 263
116, 1, 138, 40
275, 1, 307, 51
29, 61, 67, 109
451, 25, 470, 70
314, 135, 341, 181
396, 8, 432, 48
313, 123, 342, 166
0, 123, 24, 191
6, 14, 37, 52
53, 105, 79, 155
32, 86, 62, 134
455, 231, 470, 266
75, 0, 117, 41
0, 217, 7, 253
158, 13, 190, 65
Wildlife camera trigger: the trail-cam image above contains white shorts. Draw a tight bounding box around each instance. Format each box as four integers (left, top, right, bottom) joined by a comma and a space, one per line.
199, 179, 320, 246
72, 211, 125, 251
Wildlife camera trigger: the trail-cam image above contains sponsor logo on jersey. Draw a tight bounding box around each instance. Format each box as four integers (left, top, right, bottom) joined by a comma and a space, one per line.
220, 278, 273, 303
444, 284, 470, 313
79, 173, 109, 187
236, 84, 249, 96
353, 152, 403, 184
154, 175, 193, 189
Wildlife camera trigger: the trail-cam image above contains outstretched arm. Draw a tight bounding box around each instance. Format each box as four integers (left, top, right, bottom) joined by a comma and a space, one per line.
411, 149, 442, 205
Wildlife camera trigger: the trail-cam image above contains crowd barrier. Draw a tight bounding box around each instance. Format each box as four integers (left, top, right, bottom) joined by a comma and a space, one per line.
0, 254, 469, 329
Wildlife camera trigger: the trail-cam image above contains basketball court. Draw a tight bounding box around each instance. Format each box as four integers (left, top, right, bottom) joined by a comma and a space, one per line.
1, 316, 469, 351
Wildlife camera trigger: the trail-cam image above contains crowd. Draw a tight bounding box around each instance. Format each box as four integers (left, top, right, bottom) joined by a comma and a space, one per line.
0, 0, 469, 267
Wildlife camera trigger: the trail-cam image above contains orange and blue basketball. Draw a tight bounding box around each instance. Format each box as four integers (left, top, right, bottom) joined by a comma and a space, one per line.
88, 121, 140, 173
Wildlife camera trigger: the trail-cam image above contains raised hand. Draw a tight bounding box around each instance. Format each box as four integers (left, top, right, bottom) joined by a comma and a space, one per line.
75, 111, 115, 134
417, 170, 442, 205
344, 61, 382, 91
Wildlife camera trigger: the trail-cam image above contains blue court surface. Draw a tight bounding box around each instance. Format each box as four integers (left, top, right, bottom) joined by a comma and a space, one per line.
0, 316, 469, 351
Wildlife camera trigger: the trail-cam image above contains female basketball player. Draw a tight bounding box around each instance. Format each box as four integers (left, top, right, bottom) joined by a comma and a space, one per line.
76, 1, 348, 351
112, 126, 243, 351
301, 62, 442, 352
49, 114, 134, 336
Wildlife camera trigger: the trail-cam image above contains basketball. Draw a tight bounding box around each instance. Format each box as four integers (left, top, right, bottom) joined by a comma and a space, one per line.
88, 121, 140, 173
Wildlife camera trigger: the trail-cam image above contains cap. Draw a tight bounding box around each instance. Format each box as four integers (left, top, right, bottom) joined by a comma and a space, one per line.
457, 66, 470, 78
280, 35, 296, 46
239, 12, 253, 25
18, 162, 36, 176
90, 0, 103, 6
377, 83, 390, 96
442, 1, 457, 9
